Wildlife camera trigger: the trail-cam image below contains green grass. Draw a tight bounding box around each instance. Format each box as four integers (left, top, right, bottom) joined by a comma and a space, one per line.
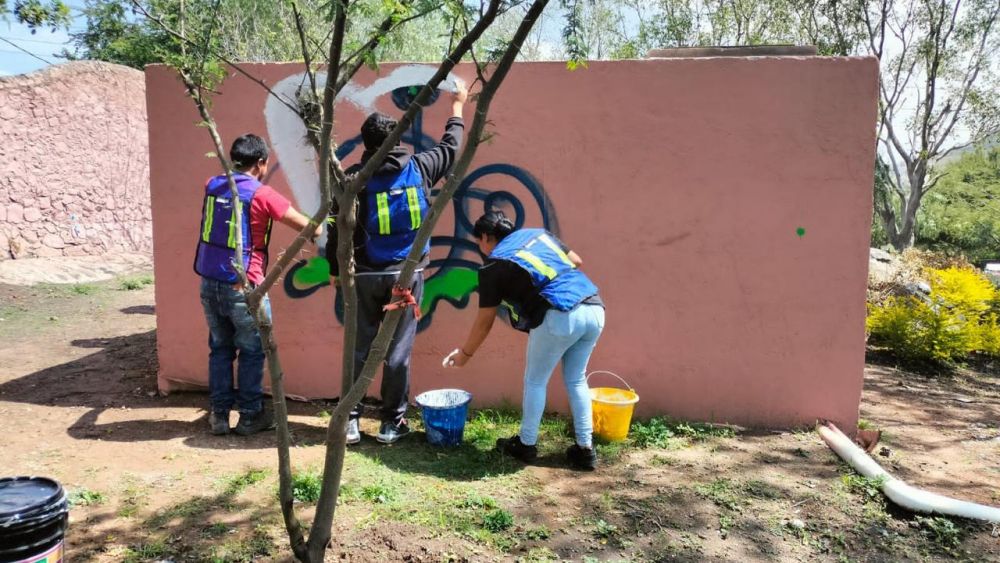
482, 508, 514, 532
694, 479, 744, 512
630, 417, 736, 449
123, 539, 169, 562
70, 283, 98, 295
120, 275, 154, 290
67, 487, 106, 507
219, 467, 269, 495
117, 477, 149, 518
207, 525, 275, 562
290, 468, 322, 503
917, 516, 963, 554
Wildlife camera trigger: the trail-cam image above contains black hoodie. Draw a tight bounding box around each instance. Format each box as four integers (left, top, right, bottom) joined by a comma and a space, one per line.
326, 116, 464, 274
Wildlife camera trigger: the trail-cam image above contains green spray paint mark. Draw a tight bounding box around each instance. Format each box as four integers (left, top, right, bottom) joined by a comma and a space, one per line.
796, 227, 806, 238
291, 256, 330, 286
421, 267, 479, 316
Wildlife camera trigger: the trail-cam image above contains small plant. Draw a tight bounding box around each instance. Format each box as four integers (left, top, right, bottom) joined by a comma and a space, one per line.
482, 508, 514, 532
594, 518, 618, 539
290, 468, 322, 503
918, 516, 963, 552
631, 417, 676, 448
120, 276, 154, 290
841, 473, 885, 502
524, 525, 552, 540
460, 493, 499, 510
857, 419, 876, 430
68, 488, 106, 507
117, 479, 148, 518
124, 539, 169, 562
201, 522, 229, 538
631, 417, 736, 449
360, 482, 397, 504
71, 284, 97, 295
695, 479, 743, 512
744, 480, 782, 500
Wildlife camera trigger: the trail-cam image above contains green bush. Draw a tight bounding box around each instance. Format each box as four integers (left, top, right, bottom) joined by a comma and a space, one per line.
867, 265, 1000, 365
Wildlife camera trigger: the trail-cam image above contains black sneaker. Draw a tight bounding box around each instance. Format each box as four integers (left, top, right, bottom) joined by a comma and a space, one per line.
234, 409, 275, 436
209, 411, 230, 435
566, 444, 598, 471
495, 435, 538, 463
376, 420, 410, 444
346, 418, 361, 445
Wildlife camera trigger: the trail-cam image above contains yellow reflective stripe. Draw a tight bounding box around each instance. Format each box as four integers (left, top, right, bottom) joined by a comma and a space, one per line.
406, 187, 422, 230
516, 250, 557, 280
502, 300, 519, 322
227, 203, 239, 249
538, 234, 575, 268
202, 196, 215, 242
376, 192, 391, 235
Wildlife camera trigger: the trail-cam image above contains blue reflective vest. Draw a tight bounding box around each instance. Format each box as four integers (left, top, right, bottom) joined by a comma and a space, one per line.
364, 160, 430, 265
489, 228, 599, 331
193, 173, 271, 283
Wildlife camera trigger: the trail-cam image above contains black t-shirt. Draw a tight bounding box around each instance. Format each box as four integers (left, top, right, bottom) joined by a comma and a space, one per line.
478, 244, 603, 331
478, 259, 555, 330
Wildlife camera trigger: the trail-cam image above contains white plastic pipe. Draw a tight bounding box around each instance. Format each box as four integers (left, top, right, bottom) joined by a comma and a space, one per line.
818, 422, 1000, 523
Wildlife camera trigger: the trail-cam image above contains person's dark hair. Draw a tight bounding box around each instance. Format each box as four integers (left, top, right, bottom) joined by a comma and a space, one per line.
473, 211, 515, 240
230, 134, 269, 170
361, 112, 398, 151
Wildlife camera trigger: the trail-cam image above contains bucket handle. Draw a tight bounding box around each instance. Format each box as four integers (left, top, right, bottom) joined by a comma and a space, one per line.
586, 370, 633, 391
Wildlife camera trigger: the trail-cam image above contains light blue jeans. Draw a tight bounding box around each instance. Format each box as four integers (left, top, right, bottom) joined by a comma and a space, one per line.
520, 304, 605, 448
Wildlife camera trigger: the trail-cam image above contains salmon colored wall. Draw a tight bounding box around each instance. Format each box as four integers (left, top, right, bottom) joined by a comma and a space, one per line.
147, 58, 878, 430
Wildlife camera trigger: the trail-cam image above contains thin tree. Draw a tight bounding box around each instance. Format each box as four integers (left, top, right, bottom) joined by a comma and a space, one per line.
853, 0, 1000, 251
138, 0, 552, 560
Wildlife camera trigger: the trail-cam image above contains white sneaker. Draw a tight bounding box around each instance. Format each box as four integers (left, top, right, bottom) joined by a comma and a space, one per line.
346, 418, 361, 445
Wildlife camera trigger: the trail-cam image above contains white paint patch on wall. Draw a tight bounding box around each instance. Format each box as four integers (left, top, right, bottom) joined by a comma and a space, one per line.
263, 64, 460, 248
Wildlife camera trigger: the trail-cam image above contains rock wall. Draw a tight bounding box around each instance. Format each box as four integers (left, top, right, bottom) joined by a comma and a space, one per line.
0, 62, 150, 259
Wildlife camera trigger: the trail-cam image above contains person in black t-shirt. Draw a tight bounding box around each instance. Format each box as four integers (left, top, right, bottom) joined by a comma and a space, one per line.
446, 211, 605, 470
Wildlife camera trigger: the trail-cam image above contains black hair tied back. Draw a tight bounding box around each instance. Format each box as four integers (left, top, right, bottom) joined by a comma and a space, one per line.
473, 210, 515, 240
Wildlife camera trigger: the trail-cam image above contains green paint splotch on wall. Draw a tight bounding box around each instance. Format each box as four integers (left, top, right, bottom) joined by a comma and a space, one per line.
421, 267, 479, 316
288, 256, 479, 319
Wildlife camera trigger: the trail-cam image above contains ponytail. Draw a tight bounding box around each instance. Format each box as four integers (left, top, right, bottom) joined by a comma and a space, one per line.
473, 211, 515, 240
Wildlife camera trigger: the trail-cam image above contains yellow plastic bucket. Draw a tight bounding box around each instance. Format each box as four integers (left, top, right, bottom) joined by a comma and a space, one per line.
588, 371, 639, 442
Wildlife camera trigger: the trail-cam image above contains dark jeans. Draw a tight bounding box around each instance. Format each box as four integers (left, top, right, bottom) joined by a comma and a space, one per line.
350, 272, 424, 424
200, 278, 271, 415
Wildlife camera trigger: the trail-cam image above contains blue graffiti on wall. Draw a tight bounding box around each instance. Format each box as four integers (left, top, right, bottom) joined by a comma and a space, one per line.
283, 85, 558, 331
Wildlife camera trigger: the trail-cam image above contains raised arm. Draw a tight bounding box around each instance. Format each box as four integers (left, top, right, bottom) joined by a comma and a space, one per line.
412, 79, 468, 186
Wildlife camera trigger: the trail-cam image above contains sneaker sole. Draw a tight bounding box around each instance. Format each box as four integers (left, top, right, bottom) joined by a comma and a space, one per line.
346, 435, 361, 445
375, 433, 408, 444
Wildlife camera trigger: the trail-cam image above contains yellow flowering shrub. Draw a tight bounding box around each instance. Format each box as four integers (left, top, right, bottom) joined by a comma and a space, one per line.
867, 266, 1000, 365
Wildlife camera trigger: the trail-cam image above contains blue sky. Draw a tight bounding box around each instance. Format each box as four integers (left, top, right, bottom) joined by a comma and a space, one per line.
0, 2, 87, 76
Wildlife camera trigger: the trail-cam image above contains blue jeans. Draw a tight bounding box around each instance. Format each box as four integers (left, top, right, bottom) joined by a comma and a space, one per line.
200, 278, 271, 415
520, 304, 605, 448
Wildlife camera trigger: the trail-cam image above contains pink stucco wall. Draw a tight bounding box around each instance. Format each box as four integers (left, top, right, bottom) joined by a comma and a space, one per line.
0, 62, 150, 259
148, 58, 878, 430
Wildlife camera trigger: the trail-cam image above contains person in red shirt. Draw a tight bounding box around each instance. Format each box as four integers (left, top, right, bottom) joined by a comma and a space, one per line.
195, 134, 320, 436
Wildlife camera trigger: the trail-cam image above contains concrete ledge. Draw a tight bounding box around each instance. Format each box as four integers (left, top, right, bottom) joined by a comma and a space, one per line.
648, 45, 818, 58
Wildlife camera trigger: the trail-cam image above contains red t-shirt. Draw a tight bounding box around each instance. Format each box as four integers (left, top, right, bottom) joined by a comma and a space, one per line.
247, 185, 291, 284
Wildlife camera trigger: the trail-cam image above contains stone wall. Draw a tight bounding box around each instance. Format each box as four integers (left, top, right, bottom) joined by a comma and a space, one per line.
0, 62, 150, 259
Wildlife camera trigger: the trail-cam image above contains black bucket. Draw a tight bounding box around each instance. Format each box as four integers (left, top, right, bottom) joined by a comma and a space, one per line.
0, 477, 68, 563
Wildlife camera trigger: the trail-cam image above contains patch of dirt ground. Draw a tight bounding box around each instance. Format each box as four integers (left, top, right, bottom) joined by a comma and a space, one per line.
1, 275, 999, 562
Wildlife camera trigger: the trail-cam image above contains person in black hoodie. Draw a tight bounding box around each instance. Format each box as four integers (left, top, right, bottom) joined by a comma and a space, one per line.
326, 80, 467, 444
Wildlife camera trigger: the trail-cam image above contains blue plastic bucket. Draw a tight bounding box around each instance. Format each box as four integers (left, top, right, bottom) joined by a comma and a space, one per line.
415, 389, 472, 447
